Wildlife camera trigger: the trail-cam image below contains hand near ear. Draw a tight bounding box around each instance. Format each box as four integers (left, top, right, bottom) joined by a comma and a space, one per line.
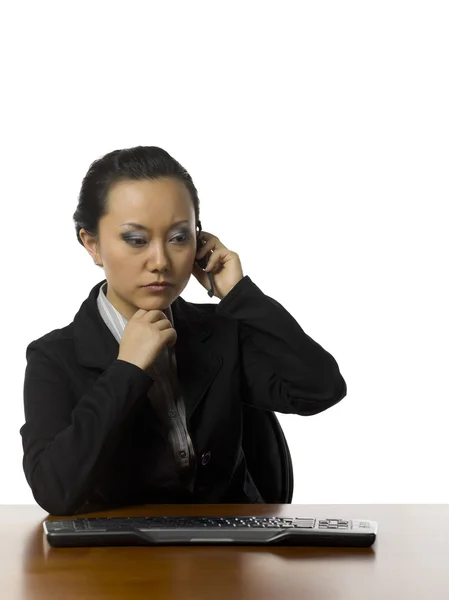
192, 231, 244, 300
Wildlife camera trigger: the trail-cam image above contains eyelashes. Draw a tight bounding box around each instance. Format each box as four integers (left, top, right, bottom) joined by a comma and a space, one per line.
121, 232, 191, 248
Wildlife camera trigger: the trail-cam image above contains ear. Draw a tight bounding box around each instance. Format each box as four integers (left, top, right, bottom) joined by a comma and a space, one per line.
79, 228, 102, 266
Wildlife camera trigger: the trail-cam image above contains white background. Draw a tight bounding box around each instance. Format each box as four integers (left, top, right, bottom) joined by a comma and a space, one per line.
1, 1, 448, 505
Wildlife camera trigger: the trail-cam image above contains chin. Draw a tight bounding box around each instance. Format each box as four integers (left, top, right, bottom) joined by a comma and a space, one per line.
140, 288, 177, 304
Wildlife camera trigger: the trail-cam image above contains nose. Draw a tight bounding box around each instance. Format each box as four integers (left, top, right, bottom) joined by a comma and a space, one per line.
147, 241, 170, 271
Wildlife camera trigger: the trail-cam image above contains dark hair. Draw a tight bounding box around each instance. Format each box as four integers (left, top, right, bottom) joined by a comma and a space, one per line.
73, 146, 202, 261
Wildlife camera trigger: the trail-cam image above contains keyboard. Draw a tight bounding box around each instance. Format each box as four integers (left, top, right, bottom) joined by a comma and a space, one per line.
43, 515, 377, 548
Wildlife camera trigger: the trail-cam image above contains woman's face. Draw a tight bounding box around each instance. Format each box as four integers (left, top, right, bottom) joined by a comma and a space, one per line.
80, 177, 197, 320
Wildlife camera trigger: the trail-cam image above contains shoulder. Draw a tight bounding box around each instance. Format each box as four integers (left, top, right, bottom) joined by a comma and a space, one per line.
25, 322, 75, 363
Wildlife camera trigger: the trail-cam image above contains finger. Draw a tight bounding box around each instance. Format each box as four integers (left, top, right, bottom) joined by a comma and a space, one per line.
192, 261, 210, 287
157, 319, 173, 330
196, 240, 215, 258
204, 252, 221, 272
146, 310, 168, 322
197, 232, 221, 249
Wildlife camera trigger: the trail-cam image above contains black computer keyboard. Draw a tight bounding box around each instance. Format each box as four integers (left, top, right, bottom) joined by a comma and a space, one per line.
44, 515, 377, 548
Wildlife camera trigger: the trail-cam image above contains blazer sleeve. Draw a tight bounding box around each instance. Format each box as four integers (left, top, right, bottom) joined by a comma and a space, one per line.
20, 342, 153, 516
215, 275, 347, 415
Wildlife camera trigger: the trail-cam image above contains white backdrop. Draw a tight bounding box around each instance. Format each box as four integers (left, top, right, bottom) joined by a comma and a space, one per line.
1, 1, 448, 505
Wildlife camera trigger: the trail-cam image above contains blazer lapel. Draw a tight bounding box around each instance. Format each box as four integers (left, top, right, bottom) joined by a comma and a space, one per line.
73, 280, 223, 422
171, 296, 223, 422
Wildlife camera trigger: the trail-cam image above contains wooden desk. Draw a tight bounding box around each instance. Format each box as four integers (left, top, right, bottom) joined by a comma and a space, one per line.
1, 504, 449, 599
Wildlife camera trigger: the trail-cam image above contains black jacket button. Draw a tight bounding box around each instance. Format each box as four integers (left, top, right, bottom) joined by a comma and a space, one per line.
201, 451, 211, 466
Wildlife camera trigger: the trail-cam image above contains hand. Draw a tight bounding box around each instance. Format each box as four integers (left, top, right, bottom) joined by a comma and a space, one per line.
192, 231, 244, 300
117, 309, 177, 371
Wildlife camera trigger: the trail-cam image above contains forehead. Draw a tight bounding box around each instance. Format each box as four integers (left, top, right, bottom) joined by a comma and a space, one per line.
106, 177, 193, 222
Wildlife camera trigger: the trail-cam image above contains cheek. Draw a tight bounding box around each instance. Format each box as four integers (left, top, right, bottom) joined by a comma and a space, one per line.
182, 242, 197, 264
101, 244, 125, 264
178, 249, 197, 276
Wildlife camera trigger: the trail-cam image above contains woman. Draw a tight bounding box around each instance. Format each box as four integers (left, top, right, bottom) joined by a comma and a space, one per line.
20, 146, 347, 516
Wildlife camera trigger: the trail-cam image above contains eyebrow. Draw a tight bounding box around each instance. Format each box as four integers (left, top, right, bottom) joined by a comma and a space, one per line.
120, 220, 190, 232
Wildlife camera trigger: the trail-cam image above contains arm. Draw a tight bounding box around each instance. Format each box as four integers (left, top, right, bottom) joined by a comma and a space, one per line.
20, 342, 153, 515
216, 276, 347, 415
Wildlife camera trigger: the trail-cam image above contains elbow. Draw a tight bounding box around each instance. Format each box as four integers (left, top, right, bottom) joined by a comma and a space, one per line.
331, 373, 347, 404
26, 464, 85, 517
295, 373, 347, 417
317, 359, 347, 407
33, 488, 84, 517
41, 502, 75, 518
318, 373, 348, 414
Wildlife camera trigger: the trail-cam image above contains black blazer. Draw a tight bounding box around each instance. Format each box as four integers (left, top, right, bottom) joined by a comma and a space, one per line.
20, 275, 347, 516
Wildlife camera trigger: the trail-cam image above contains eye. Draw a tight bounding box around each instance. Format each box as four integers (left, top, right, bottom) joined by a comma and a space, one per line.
173, 233, 190, 243
123, 237, 146, 247
122, 232, 190, 247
